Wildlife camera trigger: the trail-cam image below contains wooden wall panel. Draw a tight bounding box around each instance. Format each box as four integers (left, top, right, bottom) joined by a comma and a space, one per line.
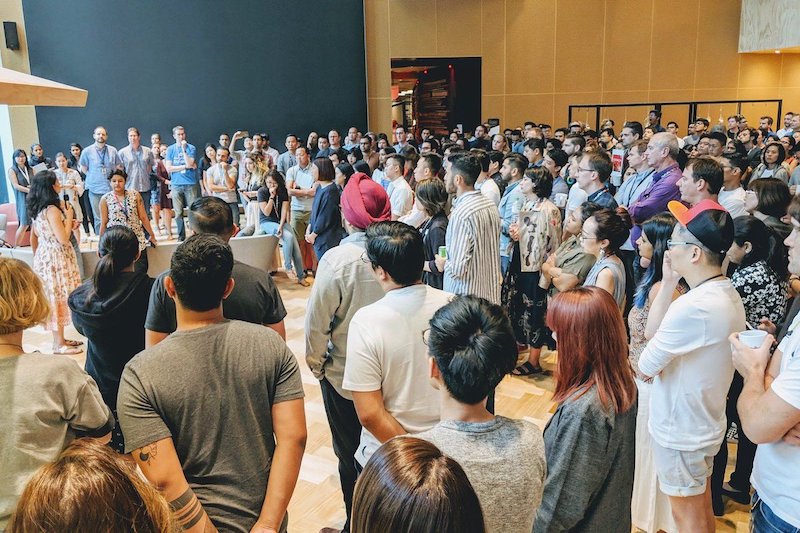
739, 0, 800, 52
364, 0, 799, 133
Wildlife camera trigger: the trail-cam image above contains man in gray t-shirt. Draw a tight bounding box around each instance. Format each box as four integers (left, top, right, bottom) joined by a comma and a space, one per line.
118, 234, 306, 533
415, 295, 546, 533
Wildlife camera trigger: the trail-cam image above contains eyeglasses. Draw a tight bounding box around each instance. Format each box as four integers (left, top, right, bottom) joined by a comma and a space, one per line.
422, 328, 431, 345
576, 166, 594, 173
360, 251, 375, 267
579, 233, 597, 242
666, 240, 700, 250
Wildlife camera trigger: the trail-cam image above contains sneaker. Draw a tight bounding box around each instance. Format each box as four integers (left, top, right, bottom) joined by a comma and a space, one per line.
298, 278, 311, 287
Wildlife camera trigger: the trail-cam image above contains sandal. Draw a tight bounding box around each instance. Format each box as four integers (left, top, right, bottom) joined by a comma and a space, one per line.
512, 362, 544, 376
53, 345, 82, 355
63, 339, 84, 347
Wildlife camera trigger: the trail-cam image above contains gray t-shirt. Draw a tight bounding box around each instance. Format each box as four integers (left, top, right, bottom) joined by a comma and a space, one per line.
416, 416, 546, 533
117, 320, 304, 533
145, 260, 287, 333
1, 353, 113, 528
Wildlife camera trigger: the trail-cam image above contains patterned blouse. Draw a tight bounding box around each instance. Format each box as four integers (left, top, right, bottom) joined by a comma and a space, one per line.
730, 260, 788, 326
517, 197, 562, 273
102, 190, 147, 251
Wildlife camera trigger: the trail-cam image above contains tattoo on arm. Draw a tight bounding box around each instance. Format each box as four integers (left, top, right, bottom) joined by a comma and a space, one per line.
138, 442, 158, 465
169, 487, 215, 531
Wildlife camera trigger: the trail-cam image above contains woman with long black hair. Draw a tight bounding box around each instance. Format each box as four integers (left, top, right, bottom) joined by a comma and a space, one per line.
26, 170, 83, 354
7, 149, 32, 246
69, 225, 154, 453
68, 142, 94, 235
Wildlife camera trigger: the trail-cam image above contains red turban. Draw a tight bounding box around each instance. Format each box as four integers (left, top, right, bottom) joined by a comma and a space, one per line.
341, 172, 392, 229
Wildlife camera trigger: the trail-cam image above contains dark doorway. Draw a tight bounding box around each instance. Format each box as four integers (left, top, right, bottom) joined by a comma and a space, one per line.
390, 57, 481, 139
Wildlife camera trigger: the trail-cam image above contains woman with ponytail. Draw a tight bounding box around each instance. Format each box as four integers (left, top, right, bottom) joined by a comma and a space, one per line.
68, 226, 154, 453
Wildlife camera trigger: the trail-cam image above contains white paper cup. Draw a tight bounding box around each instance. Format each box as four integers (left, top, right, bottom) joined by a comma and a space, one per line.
739, 330, 768, 349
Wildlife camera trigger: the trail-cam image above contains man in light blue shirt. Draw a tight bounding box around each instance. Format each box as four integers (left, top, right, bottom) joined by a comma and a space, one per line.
79, 125, 122, 234
276, 134, 298, 176
165, 125, 199, 241
119, 127, 155, 205
498, 153, 526, 275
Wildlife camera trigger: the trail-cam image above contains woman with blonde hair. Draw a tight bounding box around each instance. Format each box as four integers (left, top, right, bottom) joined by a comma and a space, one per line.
8, 439, 178, 532
239, 152, 269, 235
0, 257, 113, 529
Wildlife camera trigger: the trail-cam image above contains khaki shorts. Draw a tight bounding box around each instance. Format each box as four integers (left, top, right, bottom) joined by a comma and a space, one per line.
651, 440, 718, 497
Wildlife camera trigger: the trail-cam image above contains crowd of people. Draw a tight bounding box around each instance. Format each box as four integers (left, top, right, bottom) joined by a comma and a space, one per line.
3, 110, 800, 533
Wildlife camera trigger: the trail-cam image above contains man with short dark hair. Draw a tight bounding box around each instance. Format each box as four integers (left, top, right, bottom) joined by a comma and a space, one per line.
737, 128, 762, 168
487, 150, 506, 195
276, 134, 299, 176
343, 221, 451, 468
472, 149, 501, 207
706, 131, 727, 157
469, 124, 491, 151
666, 122, 686, 148
316, 136, 333, 159
776, 111, 795, 138
119, 233, 306, 533
305, 175, 391, 533
523, 138, 545, 168
344, 126, 360, 151
553, 128, 568, 143
393, 126, 410, 152
575, 152, 617, 209
498, 153, 527, 274
759, 115, 774, 132
640, 200, 745, 533
678, 156, 723, 206
718, 152, 749, 218
543, 149, 569, 207
359, 136, 379, 172
648, 109, 666, 133
384, 153, 412, 220
145, 197, 287, 346
599, 128, 618, 151
164, 126, 200, 242
437, 153, 501, 303
685, 118, 709, 147
620, 122, 643, 149
417, 295, 546, 533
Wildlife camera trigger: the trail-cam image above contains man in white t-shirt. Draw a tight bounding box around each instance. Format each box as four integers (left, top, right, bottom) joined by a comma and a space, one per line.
384, 153, 413, 220
472, 149, 501, 207
728, 196, 800, 532
717, 152, 749, 219
343, 221, 451, 467
639, 199, 745, 533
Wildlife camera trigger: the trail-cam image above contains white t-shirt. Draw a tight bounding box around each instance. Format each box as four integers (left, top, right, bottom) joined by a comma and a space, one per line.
477, 177, 501, 207
343, 284, 452, 466
718, 187, 748, 219
752, 313, 800, 527
387, 177, 413, 218
564, 182, 588, 226
639, 279, 745, 450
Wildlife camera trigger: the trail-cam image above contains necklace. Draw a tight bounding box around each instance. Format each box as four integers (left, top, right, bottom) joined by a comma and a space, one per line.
0, 343, 23, 351
693, 273, 724, 289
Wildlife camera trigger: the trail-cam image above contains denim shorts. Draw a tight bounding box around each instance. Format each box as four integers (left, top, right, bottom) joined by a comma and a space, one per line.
651, 441, 717, 497
751, 492, 800, 533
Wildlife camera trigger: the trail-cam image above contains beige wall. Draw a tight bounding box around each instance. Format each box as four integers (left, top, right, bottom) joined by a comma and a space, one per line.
365, 0, 800, 134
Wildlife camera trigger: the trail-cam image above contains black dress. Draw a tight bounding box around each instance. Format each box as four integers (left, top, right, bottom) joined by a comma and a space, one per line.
420, 213, 448, 290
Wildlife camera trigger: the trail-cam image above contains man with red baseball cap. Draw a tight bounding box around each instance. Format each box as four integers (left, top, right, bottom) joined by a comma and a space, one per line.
638, 199, 746, 533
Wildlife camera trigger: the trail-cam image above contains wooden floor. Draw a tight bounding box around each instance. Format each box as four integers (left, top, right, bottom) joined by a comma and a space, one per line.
21, 269, 751, 533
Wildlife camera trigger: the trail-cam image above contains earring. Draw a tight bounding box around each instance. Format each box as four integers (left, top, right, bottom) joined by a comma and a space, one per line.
599, 247, 607, 259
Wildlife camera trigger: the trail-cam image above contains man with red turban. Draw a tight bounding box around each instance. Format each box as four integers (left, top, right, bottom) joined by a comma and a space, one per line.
304, 172, 391, 533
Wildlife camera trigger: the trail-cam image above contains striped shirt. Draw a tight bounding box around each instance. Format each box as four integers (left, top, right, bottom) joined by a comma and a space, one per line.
444, 190, 502, 304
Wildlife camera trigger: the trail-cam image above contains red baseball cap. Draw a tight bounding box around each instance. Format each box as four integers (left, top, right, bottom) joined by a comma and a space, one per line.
668, 199, 733, 254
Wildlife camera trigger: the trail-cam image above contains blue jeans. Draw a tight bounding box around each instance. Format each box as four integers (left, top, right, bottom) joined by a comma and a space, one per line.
501, 255, 511, 276
88, 190, 105, 234
260, 221, 304, 280
171, 184, 201, 241
752, 492, 800, 533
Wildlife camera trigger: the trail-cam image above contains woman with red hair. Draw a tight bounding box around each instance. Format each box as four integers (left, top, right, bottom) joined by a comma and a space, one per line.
534, 286, 637, 532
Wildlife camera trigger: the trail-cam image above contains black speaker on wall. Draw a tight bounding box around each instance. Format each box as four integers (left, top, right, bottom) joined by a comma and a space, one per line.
4, 22, 20, 50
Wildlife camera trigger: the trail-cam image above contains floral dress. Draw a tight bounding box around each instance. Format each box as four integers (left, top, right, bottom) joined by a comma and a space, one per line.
32, 207, 81, 330
103, 190, 147, 251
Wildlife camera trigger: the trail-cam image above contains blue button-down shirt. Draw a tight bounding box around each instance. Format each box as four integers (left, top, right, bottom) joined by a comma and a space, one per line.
79, 143, 122, 194
119, 144, 154, 192
498, 180, 522, 257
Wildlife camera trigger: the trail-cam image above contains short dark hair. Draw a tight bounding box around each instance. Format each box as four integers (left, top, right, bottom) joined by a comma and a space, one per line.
695, 118, 710, 127
503, 153, 527, 175
721, 152, 750, 174
418, 153, 442, 174
623, 121, 644, 137
667, 121, 678, 128
447, 152, 481, 187
523, 138, 545, 153
365, 221, 425, 285
469, 148, 490, 172
188, 196, 233, 237
487, 150, 504, 167
386, 153, 405, 170
564, 133, 586, 150
427, 296, 517, 404
547, 148, 568, 168
760, 115, 774, 126
169, 234, 233, 312
687, 156, 724, 195
600, 127, 616, 137
524, 167, 554, 198
582, 151, 613, 183
108, 168, 128, 182
649, 109, 662, 118
707, 131, 728, 147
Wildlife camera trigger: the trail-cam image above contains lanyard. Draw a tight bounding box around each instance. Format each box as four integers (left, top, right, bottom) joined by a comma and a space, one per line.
95, 145, 108, 168
112, 191, 130, 222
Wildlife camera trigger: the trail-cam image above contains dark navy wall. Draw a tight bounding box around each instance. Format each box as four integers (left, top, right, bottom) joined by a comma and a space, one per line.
22, 1, 366, 155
